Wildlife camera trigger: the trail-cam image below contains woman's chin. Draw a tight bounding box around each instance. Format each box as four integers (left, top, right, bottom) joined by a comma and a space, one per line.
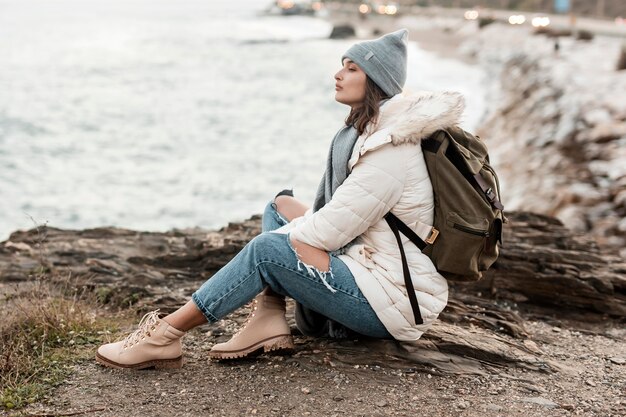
334, 94, 349, 106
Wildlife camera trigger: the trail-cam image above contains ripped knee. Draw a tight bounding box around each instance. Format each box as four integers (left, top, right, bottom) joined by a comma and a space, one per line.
274, 194, 294, 211
288, 236, 336, 293
289, 237, 330, 272
274, 195, 308, 223
270, 189, 294, 212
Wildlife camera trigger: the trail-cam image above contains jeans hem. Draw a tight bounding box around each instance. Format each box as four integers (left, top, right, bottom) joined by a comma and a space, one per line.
191, 292, 218, 323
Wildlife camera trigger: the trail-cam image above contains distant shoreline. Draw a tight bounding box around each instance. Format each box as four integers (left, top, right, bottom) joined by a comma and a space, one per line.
322, 8, 472, 64
322, 3, 626, 39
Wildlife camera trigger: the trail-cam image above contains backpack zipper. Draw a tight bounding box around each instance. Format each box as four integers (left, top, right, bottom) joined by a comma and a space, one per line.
453, 223, 490, 237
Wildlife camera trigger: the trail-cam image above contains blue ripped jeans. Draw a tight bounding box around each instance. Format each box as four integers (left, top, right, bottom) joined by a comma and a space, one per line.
191, 200, 391, 338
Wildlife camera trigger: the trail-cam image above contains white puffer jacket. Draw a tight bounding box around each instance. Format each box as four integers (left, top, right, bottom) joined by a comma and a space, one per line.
282, 91, 465, 341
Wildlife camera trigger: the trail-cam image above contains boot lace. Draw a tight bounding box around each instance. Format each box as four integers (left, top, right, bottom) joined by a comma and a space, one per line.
121, 310, 161, 349
234, 299, 258, 337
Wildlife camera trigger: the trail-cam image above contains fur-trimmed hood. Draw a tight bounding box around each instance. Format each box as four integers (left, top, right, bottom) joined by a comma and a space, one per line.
385, 91, 465, 145
348, 91, 465, 169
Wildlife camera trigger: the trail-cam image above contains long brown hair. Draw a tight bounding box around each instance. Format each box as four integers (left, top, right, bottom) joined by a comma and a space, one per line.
345, 77, 390, 136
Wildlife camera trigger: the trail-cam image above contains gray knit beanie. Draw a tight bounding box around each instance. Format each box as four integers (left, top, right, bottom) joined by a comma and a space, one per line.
341, 29, 408, 97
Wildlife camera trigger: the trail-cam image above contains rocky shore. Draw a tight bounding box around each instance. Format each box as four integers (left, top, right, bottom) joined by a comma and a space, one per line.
2, 211, 625, 416
464, 24, 626, 256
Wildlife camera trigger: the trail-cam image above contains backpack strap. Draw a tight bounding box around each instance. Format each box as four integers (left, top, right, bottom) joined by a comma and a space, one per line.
473, 174, 504, 210
385, 213, 439, 248
384, 213, 428, 325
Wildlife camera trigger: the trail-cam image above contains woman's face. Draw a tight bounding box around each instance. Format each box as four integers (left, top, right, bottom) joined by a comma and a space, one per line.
334, 59, 367, 108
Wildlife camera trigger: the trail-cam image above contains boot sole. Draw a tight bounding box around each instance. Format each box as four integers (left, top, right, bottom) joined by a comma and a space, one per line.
208, 334, 294, 360
95, 352, 183, 370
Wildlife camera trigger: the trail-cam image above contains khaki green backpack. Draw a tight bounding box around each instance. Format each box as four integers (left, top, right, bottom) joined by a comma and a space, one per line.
384, 126, 505, 325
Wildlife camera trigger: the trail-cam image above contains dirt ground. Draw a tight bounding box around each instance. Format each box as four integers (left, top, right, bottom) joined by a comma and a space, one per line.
12, 310, 625, 417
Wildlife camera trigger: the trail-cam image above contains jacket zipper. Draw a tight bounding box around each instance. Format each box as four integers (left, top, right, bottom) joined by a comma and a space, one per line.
453, 223, 490, 237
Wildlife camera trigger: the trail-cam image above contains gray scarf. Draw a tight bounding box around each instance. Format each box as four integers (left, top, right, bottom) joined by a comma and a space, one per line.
298, 124, 359, 339
312, 124, 360, 212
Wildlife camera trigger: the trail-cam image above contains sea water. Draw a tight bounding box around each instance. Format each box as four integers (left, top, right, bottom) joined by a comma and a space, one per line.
0, 0, 485, 239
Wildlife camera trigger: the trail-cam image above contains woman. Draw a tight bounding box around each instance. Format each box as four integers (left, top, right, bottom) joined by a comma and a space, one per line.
96, 29, 462, 369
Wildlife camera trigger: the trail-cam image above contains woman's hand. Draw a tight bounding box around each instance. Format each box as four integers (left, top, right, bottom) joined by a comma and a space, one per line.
274, 195, 330, 272
289, 236, 331, 273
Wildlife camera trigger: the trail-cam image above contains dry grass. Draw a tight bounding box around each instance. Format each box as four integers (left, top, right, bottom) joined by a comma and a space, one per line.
0, 275, 122, 411
0, 222, 128, 411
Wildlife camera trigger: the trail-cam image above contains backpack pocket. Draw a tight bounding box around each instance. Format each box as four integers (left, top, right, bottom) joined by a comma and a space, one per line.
480, 216, 502, 270
425, 212, 489, 280
448, 212, 490, 238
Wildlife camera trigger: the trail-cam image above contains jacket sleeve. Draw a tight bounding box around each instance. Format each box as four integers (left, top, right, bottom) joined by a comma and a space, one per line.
290, 143, 407, 251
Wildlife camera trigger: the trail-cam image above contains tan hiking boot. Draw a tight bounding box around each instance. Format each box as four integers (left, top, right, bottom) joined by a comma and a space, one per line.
209, 289, 294, 360
96, 310, 185, 370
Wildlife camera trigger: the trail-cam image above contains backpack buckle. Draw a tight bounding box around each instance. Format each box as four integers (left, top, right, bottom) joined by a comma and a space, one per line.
425, 228, 439, 244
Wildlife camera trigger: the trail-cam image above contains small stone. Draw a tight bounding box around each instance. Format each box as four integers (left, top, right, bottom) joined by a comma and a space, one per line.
583, 108, 612, 126
375, 400, 388, 407
552, 327, 562, 332
560, 404, 575, 411
585, 379, 596, 387
609, 357, 626, 365
161, 392, 167, 397
521, 397, 559, 408
523, 339, 542, 354
251, 410, 257, 415
301, 387, 311, 395
486, 404, 502, 411
519, 383, 545, 393
4, 241, 32, 251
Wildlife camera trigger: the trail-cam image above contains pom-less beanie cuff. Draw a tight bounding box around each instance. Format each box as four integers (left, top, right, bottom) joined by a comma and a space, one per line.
342, 29, 409, 97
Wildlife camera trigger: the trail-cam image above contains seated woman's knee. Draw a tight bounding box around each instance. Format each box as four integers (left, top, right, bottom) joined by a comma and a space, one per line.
273, 194, 294, 212
251, 232, 278, 247
274, 195, 308, 222
247, 233, 283, 259
289, 236, 330, 272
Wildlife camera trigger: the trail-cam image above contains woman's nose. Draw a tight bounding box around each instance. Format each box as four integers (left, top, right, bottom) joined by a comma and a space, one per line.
334, 70, 342, 80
